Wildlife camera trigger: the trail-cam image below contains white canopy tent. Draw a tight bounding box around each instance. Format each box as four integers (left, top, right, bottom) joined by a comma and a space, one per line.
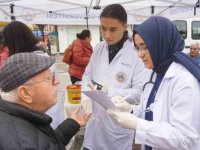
0, 0, 200, 25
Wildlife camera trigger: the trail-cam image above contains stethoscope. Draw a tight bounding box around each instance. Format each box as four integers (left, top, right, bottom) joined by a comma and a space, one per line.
142, 71, 156, 112
142, 71, 155, 91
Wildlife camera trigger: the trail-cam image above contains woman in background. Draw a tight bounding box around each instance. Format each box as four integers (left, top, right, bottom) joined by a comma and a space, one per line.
0, 32, 9, 66
69, 29, 93, 84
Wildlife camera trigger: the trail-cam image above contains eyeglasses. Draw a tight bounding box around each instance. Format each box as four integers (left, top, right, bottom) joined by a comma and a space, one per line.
25, 72, 56, 85
135, 45, 148, 53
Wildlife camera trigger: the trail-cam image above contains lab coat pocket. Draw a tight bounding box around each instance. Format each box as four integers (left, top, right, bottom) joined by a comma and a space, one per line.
108, 116, 131, 135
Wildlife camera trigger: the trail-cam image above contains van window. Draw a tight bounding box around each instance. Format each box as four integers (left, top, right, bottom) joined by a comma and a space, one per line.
192, 21, 200, 39
173, 20, 187, 39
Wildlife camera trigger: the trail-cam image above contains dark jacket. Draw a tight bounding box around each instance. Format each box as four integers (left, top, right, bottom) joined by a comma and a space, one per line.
69, 38, 93, 79
0, 97, 80, 150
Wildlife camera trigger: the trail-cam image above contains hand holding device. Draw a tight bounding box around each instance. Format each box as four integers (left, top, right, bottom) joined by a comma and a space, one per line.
111, 94, 132, 112
88, 80, 108, 93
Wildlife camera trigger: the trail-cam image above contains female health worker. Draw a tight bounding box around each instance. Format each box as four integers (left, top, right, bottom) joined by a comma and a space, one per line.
108, 16, 200, 150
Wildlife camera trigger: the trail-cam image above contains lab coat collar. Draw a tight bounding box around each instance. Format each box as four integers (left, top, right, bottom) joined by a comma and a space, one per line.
163, 62, 182, 79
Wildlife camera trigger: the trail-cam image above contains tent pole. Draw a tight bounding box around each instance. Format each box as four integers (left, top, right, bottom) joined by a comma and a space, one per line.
151, 6, 155, 14
10, 4, 15, 21
85, 7, 89, 30
194, 0, 200, 15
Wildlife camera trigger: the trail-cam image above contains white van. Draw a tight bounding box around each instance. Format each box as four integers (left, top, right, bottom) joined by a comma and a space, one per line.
173, 18, 200, 53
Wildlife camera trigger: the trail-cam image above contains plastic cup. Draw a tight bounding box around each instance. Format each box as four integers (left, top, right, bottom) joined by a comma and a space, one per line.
67, 84, 81, 104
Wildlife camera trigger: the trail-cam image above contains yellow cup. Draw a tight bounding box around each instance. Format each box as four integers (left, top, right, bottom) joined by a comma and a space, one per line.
67, 84, 81, 104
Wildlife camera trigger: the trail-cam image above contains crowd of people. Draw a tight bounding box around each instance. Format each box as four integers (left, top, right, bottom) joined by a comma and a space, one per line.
0, 3, 200, 150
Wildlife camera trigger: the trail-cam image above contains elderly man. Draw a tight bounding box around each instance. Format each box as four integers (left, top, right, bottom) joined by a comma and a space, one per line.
189, 42, 200, 64
0, 53, 89, 150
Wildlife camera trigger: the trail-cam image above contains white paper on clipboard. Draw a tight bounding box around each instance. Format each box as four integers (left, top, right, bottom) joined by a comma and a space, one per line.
82, 90, 116, 110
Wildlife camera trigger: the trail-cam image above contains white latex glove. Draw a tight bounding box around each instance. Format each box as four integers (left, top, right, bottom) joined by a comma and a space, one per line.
107, 109, 138, 130
81, 97, 92, 115
111, 96, 132, 112
87, 81, 108, 93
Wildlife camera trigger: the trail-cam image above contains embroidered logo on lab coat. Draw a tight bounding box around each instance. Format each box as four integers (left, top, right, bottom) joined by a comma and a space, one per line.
116, 72, 127, 83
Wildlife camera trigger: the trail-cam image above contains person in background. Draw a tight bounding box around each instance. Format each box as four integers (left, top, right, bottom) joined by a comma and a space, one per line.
107, 16, 200, 150
0, 32, 9, 66
44, 34, 51, 55
0, 53, 89, 150
188, 42, 200, 64
81, 4, 149, 150
3, 21, 64, 129
37, 36, 45, 49
69, 29, 93, 84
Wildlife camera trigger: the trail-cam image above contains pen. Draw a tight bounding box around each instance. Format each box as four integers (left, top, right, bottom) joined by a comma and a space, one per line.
120, 93, 131, 102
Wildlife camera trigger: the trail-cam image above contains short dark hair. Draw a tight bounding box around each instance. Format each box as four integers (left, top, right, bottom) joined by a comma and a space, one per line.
3, 21, 38, 56
100, 4, 127, 24
76, 29, 91, 40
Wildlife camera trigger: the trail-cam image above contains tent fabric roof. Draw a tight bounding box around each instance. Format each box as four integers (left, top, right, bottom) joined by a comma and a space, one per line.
0, 0, 199, 25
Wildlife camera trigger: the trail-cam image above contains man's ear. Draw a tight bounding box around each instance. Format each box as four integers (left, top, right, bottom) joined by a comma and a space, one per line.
17, 86, 33, 104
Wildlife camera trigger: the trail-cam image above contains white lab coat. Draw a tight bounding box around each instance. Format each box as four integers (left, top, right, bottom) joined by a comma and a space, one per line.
82, 39, 149, 150
133, 62, 200, 150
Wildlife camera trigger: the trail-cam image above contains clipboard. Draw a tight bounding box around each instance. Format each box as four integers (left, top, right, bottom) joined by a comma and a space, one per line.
82, 90, 116, 110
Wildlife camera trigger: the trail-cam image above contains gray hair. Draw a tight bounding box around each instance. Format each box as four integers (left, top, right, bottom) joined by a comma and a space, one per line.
0, 79, 32, 103
0, 88, 18, 102
191, 42, 200, 47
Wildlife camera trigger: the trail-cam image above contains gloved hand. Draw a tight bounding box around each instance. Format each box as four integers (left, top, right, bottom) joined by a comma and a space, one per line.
111, 96, 132, 112
107, 109, 138, 130
88, 81, 108, 93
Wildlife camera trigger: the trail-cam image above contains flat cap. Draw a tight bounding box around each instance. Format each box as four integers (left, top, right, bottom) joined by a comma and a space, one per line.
0, 52, 55, 92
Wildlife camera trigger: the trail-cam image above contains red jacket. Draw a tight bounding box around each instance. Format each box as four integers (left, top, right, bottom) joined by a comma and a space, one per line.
69, 39, 93, 79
